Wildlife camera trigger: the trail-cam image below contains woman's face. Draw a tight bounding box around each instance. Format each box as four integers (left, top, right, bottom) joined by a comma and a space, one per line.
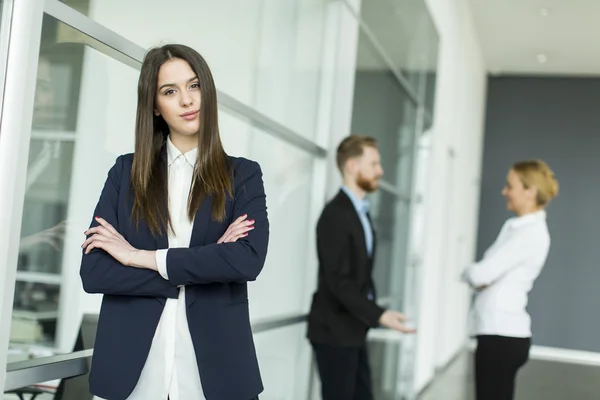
502, 169, 537, 214
154, 58, 201, 139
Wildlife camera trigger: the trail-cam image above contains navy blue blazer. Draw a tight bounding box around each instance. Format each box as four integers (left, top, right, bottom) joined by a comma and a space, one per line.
80, 152, 269, 400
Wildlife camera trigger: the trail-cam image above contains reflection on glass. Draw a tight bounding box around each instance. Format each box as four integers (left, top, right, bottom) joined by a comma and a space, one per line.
13, 41, 84, 349
350, 10, 430, 398
424, 16, 439, 117
220, 109, 316, 320
368, 337, 402, 400
358, 0, 439, 104
352, 29, 418, 194
369, 190, 397, 299
9, 13, 139, 367
254, 323, 313, 399
369, 191, 411, 309
5, 314, 97, 399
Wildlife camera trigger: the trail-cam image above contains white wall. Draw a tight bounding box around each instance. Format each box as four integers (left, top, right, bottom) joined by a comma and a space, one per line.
413, 0, 487, 392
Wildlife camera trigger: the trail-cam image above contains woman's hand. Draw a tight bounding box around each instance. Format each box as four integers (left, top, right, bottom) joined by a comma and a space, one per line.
82, 217, 138, 266
217, 214, 255, 244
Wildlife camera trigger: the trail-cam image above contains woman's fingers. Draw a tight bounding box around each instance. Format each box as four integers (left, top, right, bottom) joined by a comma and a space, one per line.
230, 225, 254, 237
218, 228, 252, 244
230, 215, 253, 228
82, 233, 102, 249
218, 216, 254, 243
225, 230, 251, 243
232, 214, 248, 226
229, 219, 254, 232
95, 217, 120, 237
84, 218, 128, 247
84, 237, 104, 254
223, 224, 254, 242
86, 226, 113, 238
82, 231, 116, 250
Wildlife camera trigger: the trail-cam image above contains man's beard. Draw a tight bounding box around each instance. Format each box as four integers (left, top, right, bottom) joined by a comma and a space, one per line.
356, 173, 379, 193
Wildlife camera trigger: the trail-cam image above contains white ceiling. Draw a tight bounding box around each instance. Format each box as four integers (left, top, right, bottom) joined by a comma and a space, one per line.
468, 0, 600, 76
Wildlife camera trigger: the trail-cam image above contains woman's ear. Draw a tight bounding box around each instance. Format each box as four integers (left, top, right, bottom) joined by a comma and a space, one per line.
526, 186, 538, 202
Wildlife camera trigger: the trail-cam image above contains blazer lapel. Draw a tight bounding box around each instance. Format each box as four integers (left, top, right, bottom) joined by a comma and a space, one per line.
190, 194, 212, 247
337, 190, 369, 259
154, 147, 170, 253
186, 194, 213, 307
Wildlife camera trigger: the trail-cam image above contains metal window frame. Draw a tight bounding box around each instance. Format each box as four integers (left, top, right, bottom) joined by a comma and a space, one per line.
341, 0, 420, 107
0, 0, 46, 392
0, 0, 14, 121
341, 0, 435, 122
5, 313, 308, 391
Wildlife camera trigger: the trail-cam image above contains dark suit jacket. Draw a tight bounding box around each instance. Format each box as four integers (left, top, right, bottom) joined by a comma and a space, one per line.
80, 151, 269, 400
307, 190, 385, 346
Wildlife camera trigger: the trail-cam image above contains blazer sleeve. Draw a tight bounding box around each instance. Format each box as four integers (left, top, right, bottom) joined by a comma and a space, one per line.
164, 159, 269, 286
79, 155, 179, 298
318, 208, 384, 327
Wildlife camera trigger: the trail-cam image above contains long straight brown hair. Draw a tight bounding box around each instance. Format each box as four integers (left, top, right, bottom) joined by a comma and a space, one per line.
131, 44, 233, 235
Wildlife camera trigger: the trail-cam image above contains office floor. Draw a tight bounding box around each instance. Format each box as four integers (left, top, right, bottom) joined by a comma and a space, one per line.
418, 351, 600, 400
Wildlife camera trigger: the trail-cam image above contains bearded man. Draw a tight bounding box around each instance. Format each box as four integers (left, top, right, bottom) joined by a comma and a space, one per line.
307, 134, 415, 400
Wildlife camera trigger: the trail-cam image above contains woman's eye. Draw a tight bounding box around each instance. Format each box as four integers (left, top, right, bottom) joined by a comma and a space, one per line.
190, 82, 200, 89
164, 89, 175, 95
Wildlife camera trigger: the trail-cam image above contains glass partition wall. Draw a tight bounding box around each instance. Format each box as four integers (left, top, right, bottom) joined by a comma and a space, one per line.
347, 0, 438, 399
0, 1, 438, 399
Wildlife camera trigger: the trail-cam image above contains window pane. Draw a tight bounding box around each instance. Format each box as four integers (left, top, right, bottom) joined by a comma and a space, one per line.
359, 0, 436, 102
369, 190, 396, 300
254, 323, 312, 399
424, 17, 439, 116
9, 14, 138, 358
352, 29, 418, 194
9, 10, 323, 362
219, 109, 318, 320
64, 0, 331, 141
369, 191, 411, 306
368, 336, 402, 400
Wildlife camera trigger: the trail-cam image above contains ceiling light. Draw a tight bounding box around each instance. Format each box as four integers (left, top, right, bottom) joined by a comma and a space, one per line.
536, 54, 548, 64
540, 7, 550, 17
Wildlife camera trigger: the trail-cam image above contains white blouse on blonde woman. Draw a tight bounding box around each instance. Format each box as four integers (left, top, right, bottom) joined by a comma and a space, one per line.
462, 210, 550, 338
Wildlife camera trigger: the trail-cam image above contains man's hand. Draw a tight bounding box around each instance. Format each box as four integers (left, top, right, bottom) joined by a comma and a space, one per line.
378, 310, 417, 333
217, 214, 255, 244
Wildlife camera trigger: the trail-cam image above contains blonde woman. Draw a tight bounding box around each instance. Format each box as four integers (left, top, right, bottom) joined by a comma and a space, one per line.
462, 160, 559, 400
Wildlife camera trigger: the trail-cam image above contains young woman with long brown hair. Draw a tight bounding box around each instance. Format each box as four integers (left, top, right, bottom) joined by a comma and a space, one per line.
80, 44, 268, 400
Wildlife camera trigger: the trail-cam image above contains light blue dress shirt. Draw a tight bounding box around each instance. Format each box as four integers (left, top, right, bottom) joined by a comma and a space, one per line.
341, 186, 373, 257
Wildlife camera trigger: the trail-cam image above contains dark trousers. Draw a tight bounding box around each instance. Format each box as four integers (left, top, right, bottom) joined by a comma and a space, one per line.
312, 342, 373, 400
475, 335, 531, 400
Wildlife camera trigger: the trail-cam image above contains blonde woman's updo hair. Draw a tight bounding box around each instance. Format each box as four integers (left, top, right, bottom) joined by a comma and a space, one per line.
512, 159, 559, 207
